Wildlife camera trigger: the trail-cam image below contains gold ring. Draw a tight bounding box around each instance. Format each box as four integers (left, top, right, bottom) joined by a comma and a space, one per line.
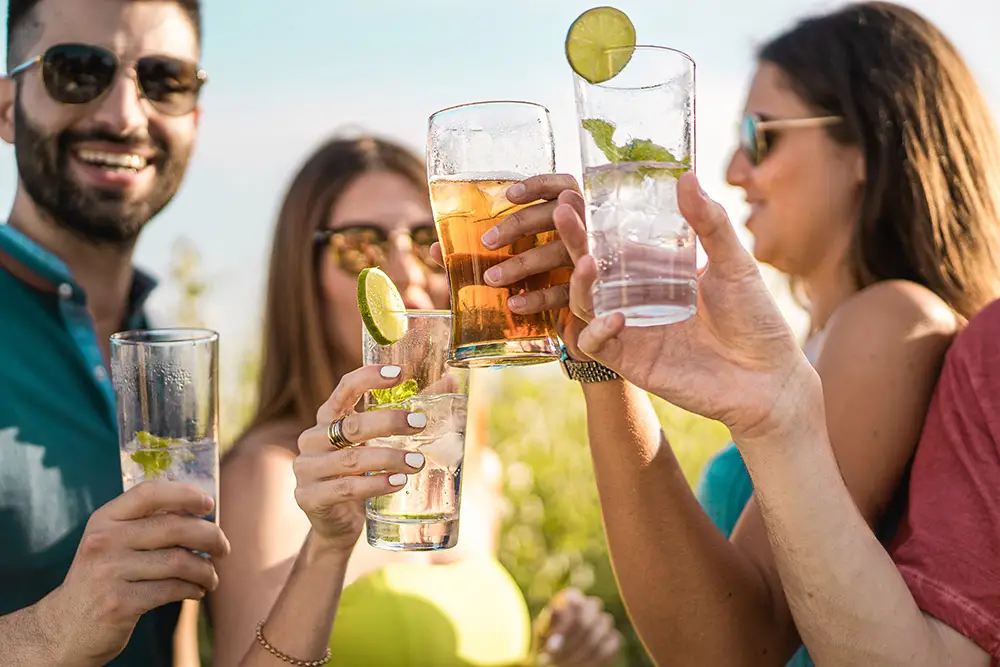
326, 416, 353, 450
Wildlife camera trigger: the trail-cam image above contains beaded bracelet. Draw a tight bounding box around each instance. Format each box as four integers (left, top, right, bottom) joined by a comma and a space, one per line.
255, 619, 332, 666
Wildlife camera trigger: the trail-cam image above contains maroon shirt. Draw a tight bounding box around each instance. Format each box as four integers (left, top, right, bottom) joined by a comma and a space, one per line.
890, 299, 1000, 659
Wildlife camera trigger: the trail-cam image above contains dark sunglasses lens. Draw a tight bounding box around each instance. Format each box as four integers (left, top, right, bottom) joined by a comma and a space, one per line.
740, 115, 760, 165
136, 57, 202, 115
411, 225, 444, 272
42, 44, 116, 105
329, 228, 388, 275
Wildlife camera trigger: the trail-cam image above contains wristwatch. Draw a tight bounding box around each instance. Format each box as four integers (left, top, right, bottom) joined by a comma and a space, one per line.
559, 346, 620, 383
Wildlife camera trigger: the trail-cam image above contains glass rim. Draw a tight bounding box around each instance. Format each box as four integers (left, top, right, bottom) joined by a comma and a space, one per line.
428, 99, 551, 122
577, 44, 695, 91
110, 327, 219, 346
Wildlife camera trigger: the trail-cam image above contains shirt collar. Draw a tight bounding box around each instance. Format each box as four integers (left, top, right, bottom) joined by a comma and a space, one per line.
0, 222, 158, 315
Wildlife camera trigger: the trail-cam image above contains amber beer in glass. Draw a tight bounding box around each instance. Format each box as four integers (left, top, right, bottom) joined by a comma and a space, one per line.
427, 101, 562, 368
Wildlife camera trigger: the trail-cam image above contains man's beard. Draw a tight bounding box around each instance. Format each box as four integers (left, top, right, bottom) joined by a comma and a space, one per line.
13, 97, 192, 246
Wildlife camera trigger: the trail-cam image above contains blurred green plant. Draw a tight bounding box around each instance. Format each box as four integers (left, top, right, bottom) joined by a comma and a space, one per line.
485, 366, 731, 666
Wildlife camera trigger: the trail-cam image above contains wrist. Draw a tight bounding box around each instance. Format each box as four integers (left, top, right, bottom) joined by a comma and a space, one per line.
31, 590, 70, 666
559, 345, 620, 383
303, 531, 355, 566
732, 364, 827, 452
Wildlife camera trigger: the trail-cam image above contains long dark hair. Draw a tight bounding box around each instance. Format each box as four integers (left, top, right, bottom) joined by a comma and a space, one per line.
761, 1, 1000, 320
248, 135, 427, 432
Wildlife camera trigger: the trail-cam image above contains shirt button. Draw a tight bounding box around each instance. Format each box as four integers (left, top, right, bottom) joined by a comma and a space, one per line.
57, 283, 73, 300
94, 366, 108, 381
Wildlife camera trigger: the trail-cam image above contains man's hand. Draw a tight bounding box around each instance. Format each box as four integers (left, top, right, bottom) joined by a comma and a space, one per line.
41, 480, 229, 667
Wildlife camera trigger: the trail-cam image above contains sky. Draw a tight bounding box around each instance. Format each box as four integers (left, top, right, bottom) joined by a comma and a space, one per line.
1, 0, 998, 380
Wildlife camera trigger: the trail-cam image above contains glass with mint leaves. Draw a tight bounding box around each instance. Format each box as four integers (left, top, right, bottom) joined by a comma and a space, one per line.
111, 329, 220, 525
361, 309, 470, 551
572, 39, 697, 326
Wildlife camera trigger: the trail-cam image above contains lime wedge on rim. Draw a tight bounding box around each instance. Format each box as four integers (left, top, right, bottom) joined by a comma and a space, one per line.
565, 6, 636, 84
358, 267, 407, 346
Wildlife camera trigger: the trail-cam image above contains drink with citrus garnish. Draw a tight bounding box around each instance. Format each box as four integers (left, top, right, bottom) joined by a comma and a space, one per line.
427, 101, 562, 367
430, 174, 560, 364
358, 269, 470, 551
567, 7, 698, 326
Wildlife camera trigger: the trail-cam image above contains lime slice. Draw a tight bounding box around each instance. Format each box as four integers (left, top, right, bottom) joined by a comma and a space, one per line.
565, 6, 636, 84
358, 267, 408, 346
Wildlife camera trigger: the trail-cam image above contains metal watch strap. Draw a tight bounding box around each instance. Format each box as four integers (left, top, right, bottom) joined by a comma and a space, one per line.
559, 347, 620, 383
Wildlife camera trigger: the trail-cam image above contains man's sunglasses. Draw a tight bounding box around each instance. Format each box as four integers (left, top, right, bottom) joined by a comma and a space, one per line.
314, 224, 443, 276
740, 113, 843, 165
7, 43, 207, 116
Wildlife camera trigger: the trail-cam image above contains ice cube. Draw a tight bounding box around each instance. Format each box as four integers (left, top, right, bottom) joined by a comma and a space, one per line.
420, 432, 464, 469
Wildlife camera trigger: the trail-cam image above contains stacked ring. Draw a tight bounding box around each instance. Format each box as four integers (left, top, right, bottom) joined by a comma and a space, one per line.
327, 416, 353, 450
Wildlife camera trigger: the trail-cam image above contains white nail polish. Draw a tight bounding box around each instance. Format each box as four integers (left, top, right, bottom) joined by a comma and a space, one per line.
388, 473, 408, 486
380, 365, 401, 379
407, 413, 427, 428
405, 452, 425, 468
546, 634, 564, 653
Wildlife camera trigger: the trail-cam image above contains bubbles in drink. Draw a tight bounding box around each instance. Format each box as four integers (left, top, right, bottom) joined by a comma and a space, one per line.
584, 162, 697, 326
429, 173, 561, 365
367, 393, 467, 528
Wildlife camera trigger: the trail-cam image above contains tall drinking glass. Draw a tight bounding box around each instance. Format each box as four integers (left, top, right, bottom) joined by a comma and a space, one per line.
111, 329, 220, 524
427, 100, 562, 367
363, 311, 470, 550
573, 46, 697, 326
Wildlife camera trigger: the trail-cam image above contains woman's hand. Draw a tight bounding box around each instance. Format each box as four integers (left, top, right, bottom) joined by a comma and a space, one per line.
535, 589, 622, 667
556, 172, 822, 446
429, 173, 591, 358
293, 365, 428, 553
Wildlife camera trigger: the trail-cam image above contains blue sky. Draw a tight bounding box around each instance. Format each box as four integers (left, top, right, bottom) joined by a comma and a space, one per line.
1, 0, 998, 371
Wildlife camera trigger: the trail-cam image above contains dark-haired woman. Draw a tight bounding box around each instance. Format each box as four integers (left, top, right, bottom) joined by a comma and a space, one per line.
476, 2, 1000, 664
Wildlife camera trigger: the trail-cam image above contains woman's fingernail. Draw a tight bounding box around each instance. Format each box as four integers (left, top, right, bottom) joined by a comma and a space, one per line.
380, 365, 401, 379
546, 634, 564, 653
388, 473, 408, 486
508, 295, 526, 310
481, 227, 499, 248
507, 183, 526, 199
407, 413, 427, 428
484, 266, 501, 285
404, 452, 425, 468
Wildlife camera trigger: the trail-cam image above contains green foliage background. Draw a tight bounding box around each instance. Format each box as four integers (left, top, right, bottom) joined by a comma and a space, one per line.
484, 366, 731, 666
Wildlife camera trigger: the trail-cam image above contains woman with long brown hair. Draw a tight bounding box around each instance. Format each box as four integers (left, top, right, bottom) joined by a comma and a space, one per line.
207, 135, 622, 667
475, 2, 1000, 665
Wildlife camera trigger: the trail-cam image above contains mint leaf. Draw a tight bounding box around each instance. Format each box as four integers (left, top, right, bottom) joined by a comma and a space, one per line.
132, 431, 188, 478
131, 448, 173, 478
136, 430, 175, 449
370, 378, 420, 406
623, 138, 674, 163
581, 119, 623, 163
582, 118, 692, 178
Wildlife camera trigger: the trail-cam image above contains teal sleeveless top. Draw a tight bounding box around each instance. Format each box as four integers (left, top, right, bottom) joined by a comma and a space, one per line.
695, 331, 910, 667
